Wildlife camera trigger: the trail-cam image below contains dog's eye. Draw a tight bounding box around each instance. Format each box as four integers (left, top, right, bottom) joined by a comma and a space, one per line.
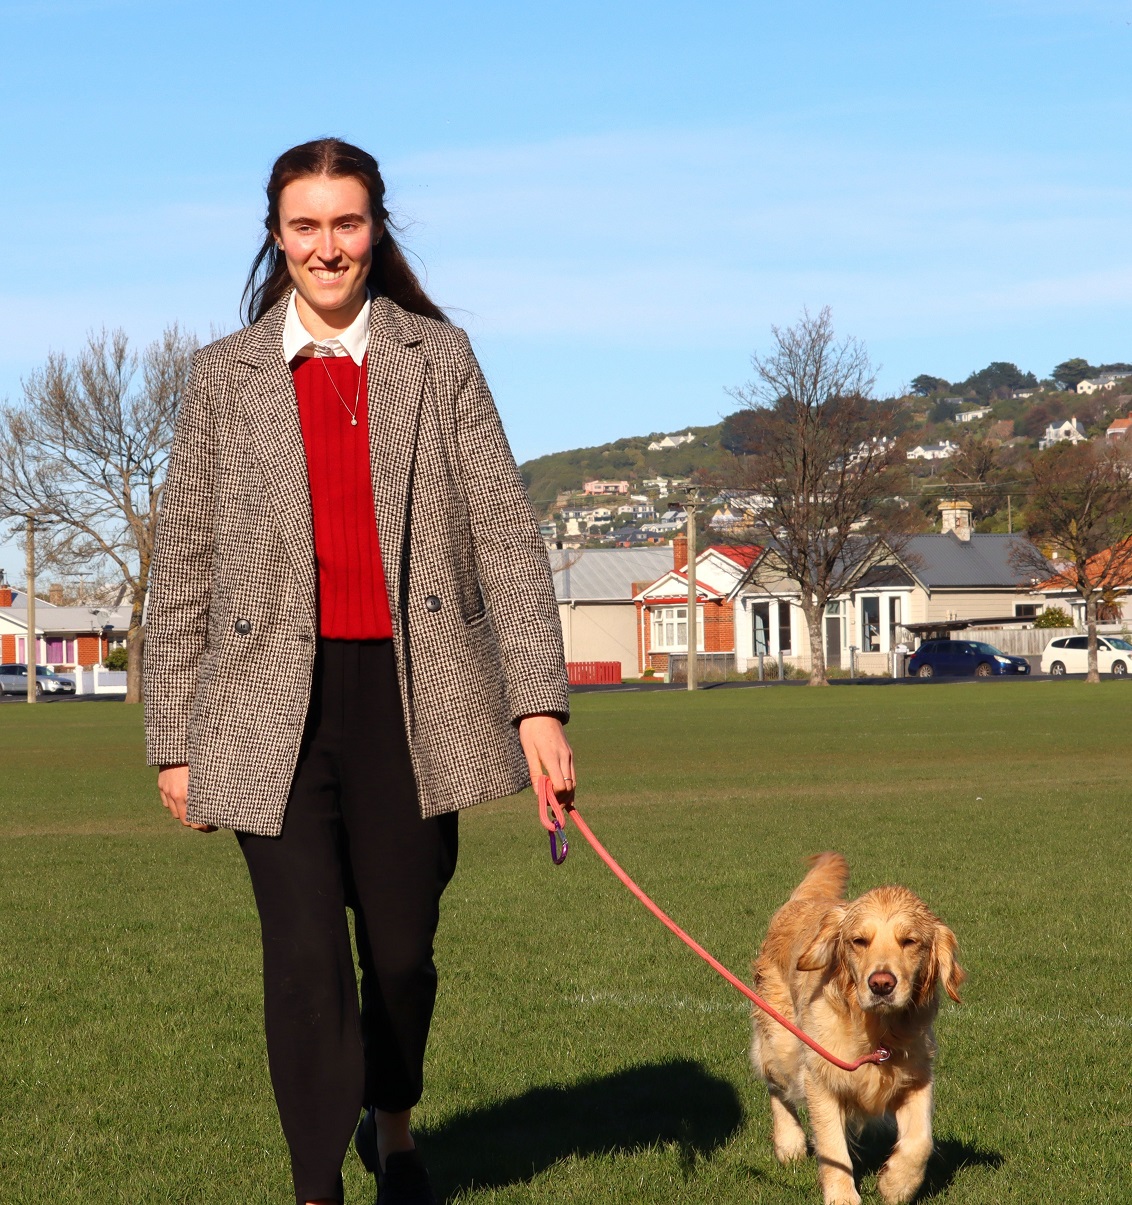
851, 937, 869, 948
900, 938, 919, 949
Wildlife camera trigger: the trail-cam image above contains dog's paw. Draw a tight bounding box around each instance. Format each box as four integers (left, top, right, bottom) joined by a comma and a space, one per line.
877, 1160, 926, 1205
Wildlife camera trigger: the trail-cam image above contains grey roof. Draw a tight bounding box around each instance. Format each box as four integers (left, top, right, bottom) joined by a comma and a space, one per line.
2, 603, 131, 632
549, 547, 674, 601
902, 532, 1044, 588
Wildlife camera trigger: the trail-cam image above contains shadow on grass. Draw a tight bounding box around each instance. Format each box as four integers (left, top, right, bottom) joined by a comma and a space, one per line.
851, 1123, 1004, 1199
420, 1059, 745, 1200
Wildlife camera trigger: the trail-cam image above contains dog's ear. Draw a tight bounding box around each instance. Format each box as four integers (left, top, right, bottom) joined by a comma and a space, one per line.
922, 922, 965, 1004
796, 906, 845, 971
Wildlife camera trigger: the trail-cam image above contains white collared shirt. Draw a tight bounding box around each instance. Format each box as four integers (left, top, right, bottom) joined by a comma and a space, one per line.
282, 290, 371, 365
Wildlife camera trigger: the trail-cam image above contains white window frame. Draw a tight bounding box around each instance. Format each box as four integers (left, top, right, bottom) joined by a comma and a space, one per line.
650, 605, 705, 651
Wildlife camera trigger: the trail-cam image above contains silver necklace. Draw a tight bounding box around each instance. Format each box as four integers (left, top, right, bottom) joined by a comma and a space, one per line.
317, 352, 362, 426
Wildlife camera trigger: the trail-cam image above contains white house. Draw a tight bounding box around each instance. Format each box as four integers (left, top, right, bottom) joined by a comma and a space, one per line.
955, 406, 992, 423
907, 441, 958, 461
1077, 372, 1132, 395
647, 432, 696, 452
1039, 417, 1087, 450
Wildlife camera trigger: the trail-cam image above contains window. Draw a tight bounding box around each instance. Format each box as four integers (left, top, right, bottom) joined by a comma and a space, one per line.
651, 606, 704, 651
1014, 604, 1039, 618
752, 603, 770, 655
887, 597, 901, 650
778, 602, 792, 654
46, 639, 64, 662
861, 596, 881, 652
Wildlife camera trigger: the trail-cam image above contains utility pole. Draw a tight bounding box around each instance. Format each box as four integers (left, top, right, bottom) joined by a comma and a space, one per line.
25, 513, 38, 704
685, 495, 699, 691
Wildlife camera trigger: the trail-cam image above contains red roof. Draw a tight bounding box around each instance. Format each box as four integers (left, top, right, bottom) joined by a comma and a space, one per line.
1037, 538, 1132, 591
708, 543, 762, 568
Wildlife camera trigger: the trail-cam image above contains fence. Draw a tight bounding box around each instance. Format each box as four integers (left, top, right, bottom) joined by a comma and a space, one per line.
76, 666, 128, 695
665, 652, 736, 683
567, 661, 622, 685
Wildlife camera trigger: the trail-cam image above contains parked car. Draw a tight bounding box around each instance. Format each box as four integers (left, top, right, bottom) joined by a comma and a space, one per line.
907, 640, 1031, 679
1040, 634, 1132, 677
0, 664, 77, 696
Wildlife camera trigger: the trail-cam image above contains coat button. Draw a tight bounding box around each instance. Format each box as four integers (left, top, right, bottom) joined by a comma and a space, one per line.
234, 618, 252, 635
424, 595, 442, 613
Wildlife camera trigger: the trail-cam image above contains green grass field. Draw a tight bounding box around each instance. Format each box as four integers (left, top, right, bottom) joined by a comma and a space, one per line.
1, 682, 1129, 1204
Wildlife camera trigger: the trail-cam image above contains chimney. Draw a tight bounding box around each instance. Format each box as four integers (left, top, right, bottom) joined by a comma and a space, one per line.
0, 586, 12, 607
939, 499, 973, 542
673, 532, 688, 570
49, 582, 64, 606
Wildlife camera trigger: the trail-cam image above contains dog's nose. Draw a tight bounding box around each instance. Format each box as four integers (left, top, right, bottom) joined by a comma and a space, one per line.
868, 971, 897, 996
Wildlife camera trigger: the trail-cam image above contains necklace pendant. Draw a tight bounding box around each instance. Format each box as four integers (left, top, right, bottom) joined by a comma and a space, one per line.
351, 416, 358, 426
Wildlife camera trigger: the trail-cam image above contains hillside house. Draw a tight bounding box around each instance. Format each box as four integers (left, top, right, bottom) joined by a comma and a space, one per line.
1039, 418, 1087, 450
647, 432, 696, 452
583, 480, 630, 495
956, 406, 992, 422
907, 441, 957, 461
1106, 417, 1132, 440
1077, 372, 1132, 395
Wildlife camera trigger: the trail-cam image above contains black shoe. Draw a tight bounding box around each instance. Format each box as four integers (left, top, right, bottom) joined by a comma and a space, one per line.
354, 1107, 380, 1176
376, 1149, 435, 1205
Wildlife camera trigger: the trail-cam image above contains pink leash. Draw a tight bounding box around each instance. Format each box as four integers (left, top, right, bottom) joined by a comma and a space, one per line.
535, 776, 889, 1073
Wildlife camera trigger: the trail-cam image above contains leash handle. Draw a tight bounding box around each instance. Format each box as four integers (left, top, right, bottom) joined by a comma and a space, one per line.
535, 774, 569, 864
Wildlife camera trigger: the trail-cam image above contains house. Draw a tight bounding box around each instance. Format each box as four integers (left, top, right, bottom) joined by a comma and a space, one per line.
907, 441, 958, 461
0, 585, 129, 668
1033, 539, 1132, 628
633, 538, 760, 675
955, 406, 992, 423
550, 547, 674, 679
1039, 418, 1087, 450
1010, 388, 1037, 400
730, 501, 1049, 675
583, 479, 630, 496
646, 432, 696, 452
1106, 417, 1132, 440
1077, 372, 1132, 395
616, 502, 655, 519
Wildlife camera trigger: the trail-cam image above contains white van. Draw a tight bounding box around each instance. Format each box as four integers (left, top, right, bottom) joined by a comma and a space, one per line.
1040, 634, 1132, 676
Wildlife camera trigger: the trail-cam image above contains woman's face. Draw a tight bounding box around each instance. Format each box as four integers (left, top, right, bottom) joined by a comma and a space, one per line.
276, 174, 379, 328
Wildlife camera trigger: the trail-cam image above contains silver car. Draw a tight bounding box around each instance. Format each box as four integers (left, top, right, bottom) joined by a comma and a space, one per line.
0, 663, 77, 696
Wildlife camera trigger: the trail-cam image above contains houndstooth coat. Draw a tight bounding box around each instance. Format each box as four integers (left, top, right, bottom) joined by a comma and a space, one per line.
143, 294, 569, 836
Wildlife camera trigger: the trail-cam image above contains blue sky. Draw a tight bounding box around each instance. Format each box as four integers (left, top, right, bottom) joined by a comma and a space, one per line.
2, 0, 1131, 582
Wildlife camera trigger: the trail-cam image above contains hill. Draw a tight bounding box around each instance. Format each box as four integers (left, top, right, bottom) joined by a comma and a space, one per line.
519, 423, 726, 513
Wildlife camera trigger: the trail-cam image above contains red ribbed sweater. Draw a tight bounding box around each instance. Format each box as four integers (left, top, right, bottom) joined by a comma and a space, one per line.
293, 355, 394, 640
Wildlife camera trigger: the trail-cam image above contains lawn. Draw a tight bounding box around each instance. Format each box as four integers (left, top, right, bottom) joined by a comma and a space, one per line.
0, 682, 1129, 1204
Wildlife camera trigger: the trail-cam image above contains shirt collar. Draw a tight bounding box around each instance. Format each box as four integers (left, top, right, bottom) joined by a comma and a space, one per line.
282, 290, 371, 366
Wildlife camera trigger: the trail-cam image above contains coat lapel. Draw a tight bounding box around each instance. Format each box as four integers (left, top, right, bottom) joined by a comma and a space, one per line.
233, 299, 318, 621
366, 298, 426, 629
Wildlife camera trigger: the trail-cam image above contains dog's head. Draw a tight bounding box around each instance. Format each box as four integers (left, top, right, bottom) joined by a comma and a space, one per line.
796, 886, 964, 1014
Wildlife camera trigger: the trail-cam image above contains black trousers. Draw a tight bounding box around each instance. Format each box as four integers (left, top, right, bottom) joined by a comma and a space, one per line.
238, 640, 459, 1205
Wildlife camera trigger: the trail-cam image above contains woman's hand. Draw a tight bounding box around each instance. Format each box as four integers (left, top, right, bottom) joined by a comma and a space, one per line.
517, 714, 575, 803
157, 765, 216, 832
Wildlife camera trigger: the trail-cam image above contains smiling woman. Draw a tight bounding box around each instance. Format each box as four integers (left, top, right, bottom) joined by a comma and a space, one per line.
143, 138, 576, 1205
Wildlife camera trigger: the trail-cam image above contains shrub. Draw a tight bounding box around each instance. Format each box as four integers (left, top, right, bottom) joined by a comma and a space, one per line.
1034, 606, 1073, 629
103, 647, 129, 670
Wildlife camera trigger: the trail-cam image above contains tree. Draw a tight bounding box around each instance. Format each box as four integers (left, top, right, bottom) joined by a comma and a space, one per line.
962, 361, 1037, 401
909, 374, 950, 397
1012, 441, 1132, 682
0, 327, 198, 703
721, 307, 910, 685
1051, 358, 1096, 392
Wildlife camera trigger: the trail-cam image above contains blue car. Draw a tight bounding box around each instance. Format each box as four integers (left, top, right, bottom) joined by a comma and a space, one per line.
907, 640, 1030, 679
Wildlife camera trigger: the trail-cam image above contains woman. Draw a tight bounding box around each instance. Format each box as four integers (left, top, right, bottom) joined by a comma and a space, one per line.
144, 138, 574, 1205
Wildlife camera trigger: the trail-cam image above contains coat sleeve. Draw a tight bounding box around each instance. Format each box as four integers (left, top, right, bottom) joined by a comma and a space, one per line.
143, 349, 216, 765
451, 329, 570, 724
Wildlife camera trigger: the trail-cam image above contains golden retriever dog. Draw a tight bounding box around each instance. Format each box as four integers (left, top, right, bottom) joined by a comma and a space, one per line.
750, 853, 964, 1205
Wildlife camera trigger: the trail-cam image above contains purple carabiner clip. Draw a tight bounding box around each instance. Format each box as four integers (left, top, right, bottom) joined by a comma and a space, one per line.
549, 819, 569, 865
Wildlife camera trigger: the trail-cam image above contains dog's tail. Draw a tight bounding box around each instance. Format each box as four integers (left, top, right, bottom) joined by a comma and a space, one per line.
789, 852, 850, 902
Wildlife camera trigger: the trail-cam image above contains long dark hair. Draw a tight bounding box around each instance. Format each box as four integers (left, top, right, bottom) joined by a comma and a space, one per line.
241, 138, 448, 326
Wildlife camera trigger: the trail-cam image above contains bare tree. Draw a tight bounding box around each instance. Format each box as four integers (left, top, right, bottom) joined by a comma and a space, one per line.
1012, 440, 1132, 683
721, 307, 910, 684
0, 327, 198, 702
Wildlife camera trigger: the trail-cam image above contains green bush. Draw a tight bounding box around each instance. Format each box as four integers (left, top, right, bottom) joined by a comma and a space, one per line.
103, 646, 129, 670
1034, 606, 1073, 629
